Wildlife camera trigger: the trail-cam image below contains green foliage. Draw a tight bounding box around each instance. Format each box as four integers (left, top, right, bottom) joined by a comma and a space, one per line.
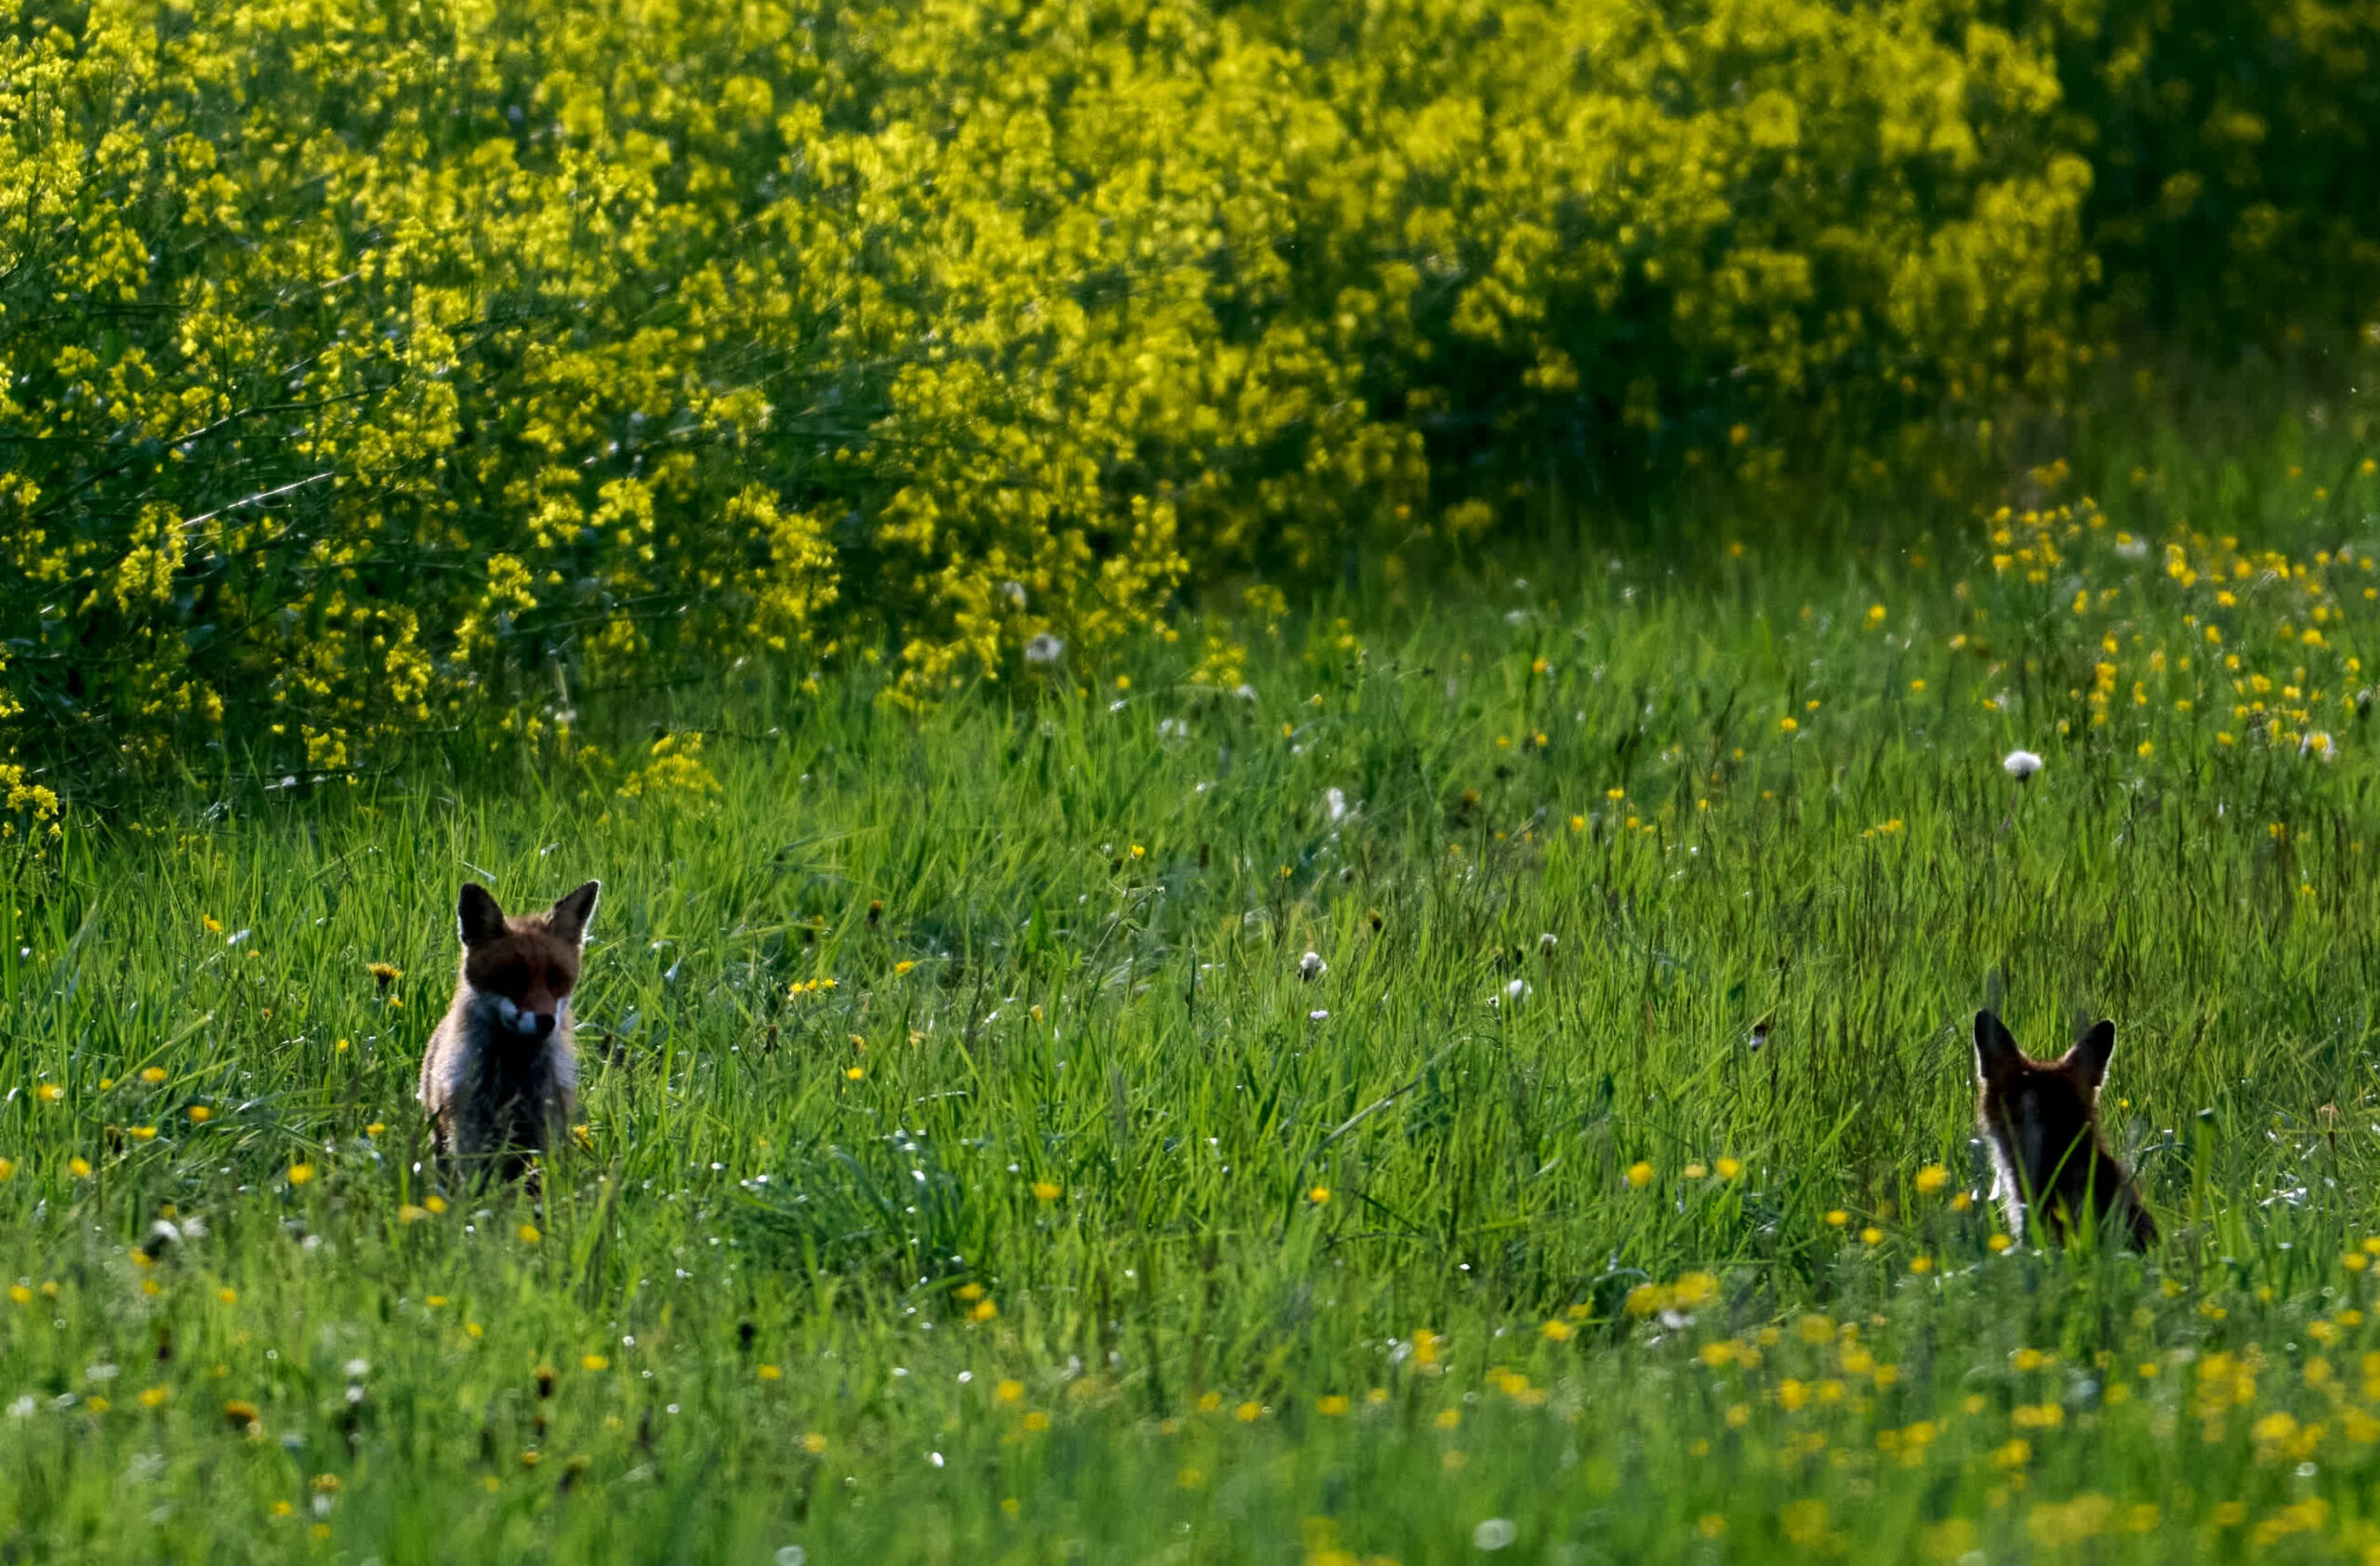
7, 426, 2380, 1556
2042, 0, 2380, 337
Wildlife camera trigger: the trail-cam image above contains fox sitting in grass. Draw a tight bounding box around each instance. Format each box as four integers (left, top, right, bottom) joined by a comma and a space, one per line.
1973, 1008, 2157, 1249
418, 880, 600, 1181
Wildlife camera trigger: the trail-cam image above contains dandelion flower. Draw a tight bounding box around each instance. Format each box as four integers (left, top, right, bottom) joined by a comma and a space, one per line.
2002, 750, 2043, 779
139, 1067, 168, 1085
286, 1163, 315, 1187
1625, 1161, 1654, 1189
1031, 1181, 1062, 1202
1714, 1157, 1742, 1180
1298, 950, 1327, 980
1914, 1164, 1949, 1195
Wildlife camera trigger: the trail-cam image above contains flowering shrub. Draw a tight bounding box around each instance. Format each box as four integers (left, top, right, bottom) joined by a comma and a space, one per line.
2, 0, 2373, 794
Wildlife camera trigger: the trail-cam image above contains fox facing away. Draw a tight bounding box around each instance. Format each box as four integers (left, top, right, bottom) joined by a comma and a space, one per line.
1973, 1008, 2156, 1249
418, 880, 600, 1180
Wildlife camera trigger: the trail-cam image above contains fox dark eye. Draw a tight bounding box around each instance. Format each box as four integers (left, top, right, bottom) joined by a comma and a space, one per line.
550, 973, 574, 997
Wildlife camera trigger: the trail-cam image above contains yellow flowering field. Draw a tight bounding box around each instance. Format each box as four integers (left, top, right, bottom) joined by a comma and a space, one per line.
6, 0, 2375, 801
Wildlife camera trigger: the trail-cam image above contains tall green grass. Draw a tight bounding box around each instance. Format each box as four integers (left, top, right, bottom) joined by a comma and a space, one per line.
7, 431, 2380, 1561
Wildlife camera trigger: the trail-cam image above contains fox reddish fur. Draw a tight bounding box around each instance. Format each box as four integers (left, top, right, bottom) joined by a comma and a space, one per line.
1973, 1009, 2156, 1248
418, 880, 600, 1178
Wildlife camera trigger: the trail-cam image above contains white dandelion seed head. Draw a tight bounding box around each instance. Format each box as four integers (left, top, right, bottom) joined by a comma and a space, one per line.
1323, 788, 1348, 822
7, 1396, 34, 1420
1537, 932, 1557, 957
2113, 535, 2150, 561
1502, 978, 1531, 1004
1024, 633, 1064, 666
1474, 1518, 1518, 1551
1299, 951, 1327, 981
2002, 749, 2043, 780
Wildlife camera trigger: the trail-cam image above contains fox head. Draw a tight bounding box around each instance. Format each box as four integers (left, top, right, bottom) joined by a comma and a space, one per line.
1972, 1006, 2147, 1241
455, 880, 601, 1042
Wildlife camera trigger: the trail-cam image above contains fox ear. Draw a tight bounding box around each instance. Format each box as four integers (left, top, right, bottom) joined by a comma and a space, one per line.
1974, 1009, 2024, 1084
2064, 1019, 2117, 1093
547, 880, 601, 946
457, 883, 509, 949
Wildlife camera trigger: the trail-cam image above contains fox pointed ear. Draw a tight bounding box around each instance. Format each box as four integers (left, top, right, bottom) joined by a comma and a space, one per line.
1974, 1009, 2024, 1084
457, 883, 509, 949
2064, 1019, 2117, 1094
547, 880, 601, 946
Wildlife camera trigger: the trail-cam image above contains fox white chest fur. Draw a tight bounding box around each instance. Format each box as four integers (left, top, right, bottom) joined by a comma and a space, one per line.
417, 879, 599, 1178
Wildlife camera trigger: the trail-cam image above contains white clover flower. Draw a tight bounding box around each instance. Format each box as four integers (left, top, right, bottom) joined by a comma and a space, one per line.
1024, 633, 1064, 666
2002, 749, 2043, 780
1298, 951, 1327, 981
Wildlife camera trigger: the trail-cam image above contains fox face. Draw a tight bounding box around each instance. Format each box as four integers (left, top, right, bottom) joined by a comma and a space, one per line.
1973, 1009, 2155, 1248
456, 881, 600, 1041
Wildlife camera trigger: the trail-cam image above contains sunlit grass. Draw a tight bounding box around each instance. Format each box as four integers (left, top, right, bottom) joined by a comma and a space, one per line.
7, 447, 2380, 1560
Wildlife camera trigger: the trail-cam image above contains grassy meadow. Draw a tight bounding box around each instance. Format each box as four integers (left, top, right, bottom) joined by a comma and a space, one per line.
12, 427, 2380, 1562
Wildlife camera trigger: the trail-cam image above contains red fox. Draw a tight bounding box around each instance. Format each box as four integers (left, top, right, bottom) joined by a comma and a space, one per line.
417, 880, 600, 1180
1973, 1009, 2156, 1248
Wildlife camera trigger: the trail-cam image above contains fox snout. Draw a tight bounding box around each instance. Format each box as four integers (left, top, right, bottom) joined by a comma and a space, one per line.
495, 995, 559, 1038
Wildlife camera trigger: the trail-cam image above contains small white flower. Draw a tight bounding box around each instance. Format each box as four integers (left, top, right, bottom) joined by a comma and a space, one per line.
1299, 951, 1327, 981
343, 1360, 370, 1378
1474, 1518, 1518, 1551
1498, 978, 1531, 1007
7, 1395, 34, 1420
1024, 633, 1064, 666
2002, 749, 2043, 780
1232, 683, 1258, 702
999, 579, 1027, 609
1537, 932, 1557, 958
1307, 1009, 1329, 1022
85, 1364, 120, 1383
1323, 788, 1348, 822
1157, 717, 1188, 741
